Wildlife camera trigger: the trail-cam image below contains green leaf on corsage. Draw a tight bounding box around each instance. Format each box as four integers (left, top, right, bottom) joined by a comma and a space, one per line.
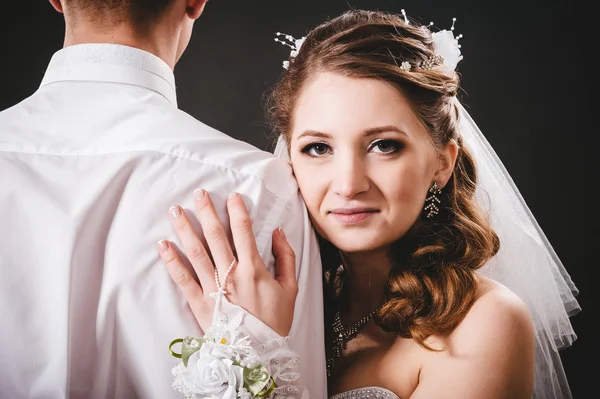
169, 336, 205, 367
243, 364, 276, 397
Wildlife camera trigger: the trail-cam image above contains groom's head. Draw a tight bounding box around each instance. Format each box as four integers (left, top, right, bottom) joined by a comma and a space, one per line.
49, 0, 208, 66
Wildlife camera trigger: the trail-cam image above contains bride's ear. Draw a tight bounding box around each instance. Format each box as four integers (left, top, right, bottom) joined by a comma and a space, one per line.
49, 0, 63, 13
434, 139, 459, 189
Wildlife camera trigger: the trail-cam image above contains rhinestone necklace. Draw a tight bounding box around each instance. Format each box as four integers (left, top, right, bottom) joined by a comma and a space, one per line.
326, 308, 376, 377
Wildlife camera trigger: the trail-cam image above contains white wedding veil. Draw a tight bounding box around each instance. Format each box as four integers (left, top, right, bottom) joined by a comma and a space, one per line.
273, 100, 580, 398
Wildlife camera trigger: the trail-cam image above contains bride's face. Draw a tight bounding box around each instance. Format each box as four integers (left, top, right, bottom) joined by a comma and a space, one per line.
288, 72, 443, 253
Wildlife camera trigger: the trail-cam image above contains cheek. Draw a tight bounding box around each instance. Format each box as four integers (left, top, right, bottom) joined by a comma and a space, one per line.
378, 157, 431, 217
389, 167, 426, 200
292, 161, 327, 214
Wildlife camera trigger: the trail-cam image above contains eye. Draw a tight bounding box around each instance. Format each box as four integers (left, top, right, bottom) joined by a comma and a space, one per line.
301, 142, 331, 157
369, 139, 402, 154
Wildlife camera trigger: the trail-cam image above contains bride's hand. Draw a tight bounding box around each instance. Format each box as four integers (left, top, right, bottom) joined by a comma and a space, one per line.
157, 190, 298, 336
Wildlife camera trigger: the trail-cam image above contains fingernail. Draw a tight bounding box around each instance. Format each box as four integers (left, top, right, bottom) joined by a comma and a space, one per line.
278, 227, 286, 239
158, 240, 169, 252
169, 205, 182, 219
228, 192, 239, 201
193, 189, 205, 200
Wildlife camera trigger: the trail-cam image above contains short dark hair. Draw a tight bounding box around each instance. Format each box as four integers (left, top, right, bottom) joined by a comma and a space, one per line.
64, 0, 177, 34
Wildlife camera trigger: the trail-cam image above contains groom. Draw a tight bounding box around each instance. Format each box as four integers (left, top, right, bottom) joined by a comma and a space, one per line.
0, 1, 326, 397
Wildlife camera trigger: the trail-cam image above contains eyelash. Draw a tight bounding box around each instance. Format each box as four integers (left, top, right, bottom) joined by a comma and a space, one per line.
300, 139, 403, 157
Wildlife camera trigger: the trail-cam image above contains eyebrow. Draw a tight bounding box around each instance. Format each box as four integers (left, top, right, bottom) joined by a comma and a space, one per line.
297, 125, 408, 140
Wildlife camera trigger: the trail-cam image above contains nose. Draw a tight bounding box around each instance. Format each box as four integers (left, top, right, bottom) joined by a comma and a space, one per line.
331, 152, 370, 198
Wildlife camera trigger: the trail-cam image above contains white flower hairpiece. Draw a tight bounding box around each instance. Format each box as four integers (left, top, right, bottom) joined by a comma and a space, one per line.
274, 32, 306, 70
428, 17, 464, 71
274, 10, 463, 72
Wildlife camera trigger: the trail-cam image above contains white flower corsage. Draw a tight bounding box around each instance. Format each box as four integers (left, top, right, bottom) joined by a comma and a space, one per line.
169, 295, 276, 399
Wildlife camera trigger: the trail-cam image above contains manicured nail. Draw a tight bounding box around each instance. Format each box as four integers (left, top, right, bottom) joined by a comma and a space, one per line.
228, 192, 239, 201
278, 227, 286, 239
169, 205, 182, 219
158, 240, 170, 252
193, 189, 205, 200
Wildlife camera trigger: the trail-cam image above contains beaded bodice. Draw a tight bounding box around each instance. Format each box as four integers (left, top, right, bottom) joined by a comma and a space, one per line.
329, 387, 400, 399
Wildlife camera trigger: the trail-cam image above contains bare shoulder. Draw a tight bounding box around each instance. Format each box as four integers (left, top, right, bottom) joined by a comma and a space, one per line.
408, 277, 536, 398
448, 276, 534, 351
470, 276, 532, 326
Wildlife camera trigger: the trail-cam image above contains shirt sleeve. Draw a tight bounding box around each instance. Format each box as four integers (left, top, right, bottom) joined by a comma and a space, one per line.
252, 188, 327, 398
219, 297, 310, 398
277, 191, 327, 398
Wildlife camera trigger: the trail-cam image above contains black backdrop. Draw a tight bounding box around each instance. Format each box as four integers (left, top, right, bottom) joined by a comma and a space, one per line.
1, 1, 595, 397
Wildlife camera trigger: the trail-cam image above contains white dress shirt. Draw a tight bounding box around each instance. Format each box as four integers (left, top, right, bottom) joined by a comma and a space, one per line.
0, 44, 326, 399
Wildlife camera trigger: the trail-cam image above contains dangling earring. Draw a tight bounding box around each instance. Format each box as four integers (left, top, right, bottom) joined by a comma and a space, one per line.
424, 182, 442, 218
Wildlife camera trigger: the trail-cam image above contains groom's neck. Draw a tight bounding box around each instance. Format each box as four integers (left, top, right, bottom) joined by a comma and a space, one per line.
62, 22, 178, 70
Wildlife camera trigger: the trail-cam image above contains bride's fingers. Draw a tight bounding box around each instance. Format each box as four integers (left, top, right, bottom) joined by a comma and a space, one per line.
193, 190, 237, 280
272, 228, 298, 293
226, 192, 261, 270
168, 205, 216, 292
158, 239, 207, 322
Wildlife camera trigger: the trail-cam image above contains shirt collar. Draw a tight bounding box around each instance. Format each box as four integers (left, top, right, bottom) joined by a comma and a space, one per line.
40, 43, 177, 107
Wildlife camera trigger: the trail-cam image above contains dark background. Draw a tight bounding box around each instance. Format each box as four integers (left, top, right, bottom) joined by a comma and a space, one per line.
1, 0, 595, 397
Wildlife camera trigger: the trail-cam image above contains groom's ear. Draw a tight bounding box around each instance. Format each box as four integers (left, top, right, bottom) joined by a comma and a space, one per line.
49, 0, 64, 13
186, 0, 208, 20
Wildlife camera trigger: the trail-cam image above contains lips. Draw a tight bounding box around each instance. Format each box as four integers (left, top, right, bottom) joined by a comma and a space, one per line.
329, 208, 379, 224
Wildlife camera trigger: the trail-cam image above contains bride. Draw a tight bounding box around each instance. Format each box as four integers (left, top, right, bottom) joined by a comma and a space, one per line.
159, 9, 579, 399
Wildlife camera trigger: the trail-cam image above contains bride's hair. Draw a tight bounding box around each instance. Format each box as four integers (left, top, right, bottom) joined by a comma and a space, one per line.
62, 0, 175, 33
267, 10, 500, 348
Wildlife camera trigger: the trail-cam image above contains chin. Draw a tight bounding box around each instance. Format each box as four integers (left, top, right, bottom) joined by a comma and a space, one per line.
327, 233, 390, 254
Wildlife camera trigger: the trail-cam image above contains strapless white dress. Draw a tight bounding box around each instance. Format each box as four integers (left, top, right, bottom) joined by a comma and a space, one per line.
329, 387, 400, 398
